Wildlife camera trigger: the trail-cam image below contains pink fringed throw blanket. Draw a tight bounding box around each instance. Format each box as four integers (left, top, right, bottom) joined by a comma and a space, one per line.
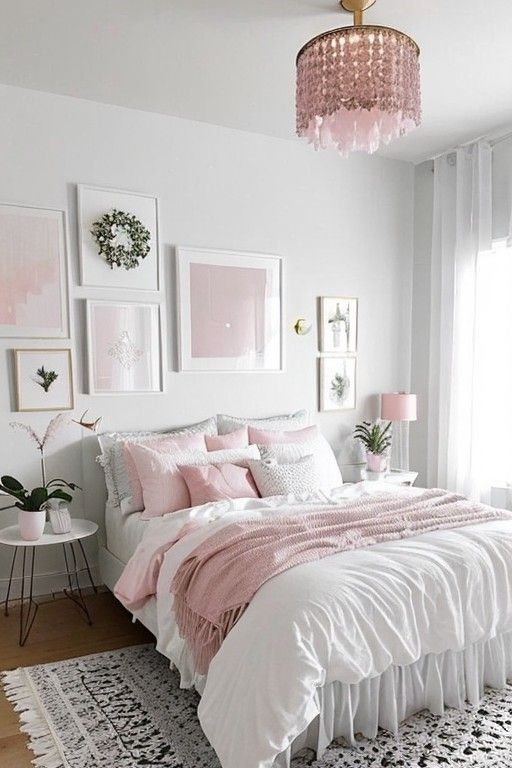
171, 489, 511, 674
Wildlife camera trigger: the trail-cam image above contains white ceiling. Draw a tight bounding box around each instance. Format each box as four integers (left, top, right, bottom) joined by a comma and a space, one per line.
2, 0, 512, 163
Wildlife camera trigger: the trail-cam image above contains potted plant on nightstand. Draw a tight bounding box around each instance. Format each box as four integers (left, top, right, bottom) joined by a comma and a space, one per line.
354, 420, 392, 479
0, 476, 81, 541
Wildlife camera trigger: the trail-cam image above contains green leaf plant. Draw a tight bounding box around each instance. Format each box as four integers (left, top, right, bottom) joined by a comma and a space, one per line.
0, 475, 81, 512
353, 421, 393, 456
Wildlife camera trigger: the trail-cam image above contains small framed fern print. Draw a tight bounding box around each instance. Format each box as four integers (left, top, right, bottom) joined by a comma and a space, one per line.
319, 356, 356, 412
14, 349, 74, 412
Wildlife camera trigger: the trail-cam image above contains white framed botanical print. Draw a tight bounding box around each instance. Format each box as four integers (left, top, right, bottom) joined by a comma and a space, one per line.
86, 300, 163, 394
0, 204, 70, 338
319, 297, 357, 354
14, 349, 74, 412
78, 185, 160, 291
177, 246, 283, 372
319, 356, 356, 411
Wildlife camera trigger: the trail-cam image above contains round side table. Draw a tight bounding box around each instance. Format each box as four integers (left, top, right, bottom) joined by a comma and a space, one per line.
0, 519, 98, 646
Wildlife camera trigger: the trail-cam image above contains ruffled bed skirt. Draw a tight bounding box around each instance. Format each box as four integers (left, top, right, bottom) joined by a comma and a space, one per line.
275, 630, 512, 767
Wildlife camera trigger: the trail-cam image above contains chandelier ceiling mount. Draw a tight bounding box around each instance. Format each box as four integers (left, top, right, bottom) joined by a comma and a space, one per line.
296, 0, 421, 157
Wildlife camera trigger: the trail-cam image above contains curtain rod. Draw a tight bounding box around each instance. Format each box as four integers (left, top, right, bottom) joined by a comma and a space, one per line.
428, 127, 512, 162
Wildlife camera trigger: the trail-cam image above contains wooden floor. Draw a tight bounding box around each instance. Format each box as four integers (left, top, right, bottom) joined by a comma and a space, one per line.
0, 590, 153, 768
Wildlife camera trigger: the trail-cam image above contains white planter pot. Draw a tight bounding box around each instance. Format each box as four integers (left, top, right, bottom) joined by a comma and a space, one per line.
49, 506, 72, 534
18, 509, 46, 541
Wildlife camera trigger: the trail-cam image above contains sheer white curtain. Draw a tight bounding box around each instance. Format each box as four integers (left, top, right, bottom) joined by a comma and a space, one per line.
427, 141, 492, 499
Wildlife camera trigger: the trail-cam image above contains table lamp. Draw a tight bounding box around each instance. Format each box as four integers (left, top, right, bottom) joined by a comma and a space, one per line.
381, 392, 417, 471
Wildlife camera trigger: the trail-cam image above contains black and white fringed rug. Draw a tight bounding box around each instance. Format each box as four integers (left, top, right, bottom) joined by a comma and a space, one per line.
3, 644, 512, 768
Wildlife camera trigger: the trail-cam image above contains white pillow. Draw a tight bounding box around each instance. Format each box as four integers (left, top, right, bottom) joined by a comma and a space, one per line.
217, 410, 309, 436
258, 435, 342, 492
97, 417, 218, 506
248, 455, 318, 497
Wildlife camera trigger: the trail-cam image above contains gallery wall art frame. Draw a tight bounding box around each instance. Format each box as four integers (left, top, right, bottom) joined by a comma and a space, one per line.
86, 299, 164, 395
14, 348, 74, 412
319, 355, 357, 412
77, 184, 161, 292
0, 203, 70, 339
176, 246, 284, 373
319, 296, 358, 354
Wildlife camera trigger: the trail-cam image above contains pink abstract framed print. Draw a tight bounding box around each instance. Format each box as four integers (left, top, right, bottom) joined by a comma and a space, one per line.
177, 247, 283, 372
86, 300, 163, 394
0, 204, 70, 338
14, 349, 74, 412
78, 185, 160, 291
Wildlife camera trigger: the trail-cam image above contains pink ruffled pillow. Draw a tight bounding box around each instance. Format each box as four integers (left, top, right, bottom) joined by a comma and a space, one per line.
179, 463, 259, 506
123, 433, 207, 513
248, 424, 319, 446
205, 426, 249, 451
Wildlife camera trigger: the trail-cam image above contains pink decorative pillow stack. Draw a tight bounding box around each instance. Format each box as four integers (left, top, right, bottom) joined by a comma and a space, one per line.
122, 433, 207, 513
179, 463, 259, 506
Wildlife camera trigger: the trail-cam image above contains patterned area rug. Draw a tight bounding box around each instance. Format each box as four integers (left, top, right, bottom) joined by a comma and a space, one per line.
3, 644, 512, 768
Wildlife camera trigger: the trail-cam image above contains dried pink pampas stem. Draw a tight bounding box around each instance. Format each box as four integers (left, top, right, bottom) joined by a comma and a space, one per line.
10, 414, 71, 485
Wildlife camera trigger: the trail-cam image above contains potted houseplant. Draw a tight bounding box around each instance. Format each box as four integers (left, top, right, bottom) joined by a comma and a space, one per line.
0, 476, 80, 541
353, 420, 392, 477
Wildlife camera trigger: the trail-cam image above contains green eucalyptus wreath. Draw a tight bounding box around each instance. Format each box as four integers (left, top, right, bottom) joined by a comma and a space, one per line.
90, 209, 151, 271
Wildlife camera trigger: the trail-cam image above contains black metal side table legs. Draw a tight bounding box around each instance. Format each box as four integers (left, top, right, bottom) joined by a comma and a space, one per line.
3, 538, 97, 646
62, 540, 98, 625
4, 546, 39, 646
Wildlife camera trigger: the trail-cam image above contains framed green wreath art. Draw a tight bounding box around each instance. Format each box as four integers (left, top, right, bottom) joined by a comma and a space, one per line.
90, 209, 151, 271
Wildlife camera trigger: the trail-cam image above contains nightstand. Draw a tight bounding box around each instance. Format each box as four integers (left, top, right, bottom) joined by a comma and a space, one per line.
0, 519, 98, 646
383, 470, 418, 487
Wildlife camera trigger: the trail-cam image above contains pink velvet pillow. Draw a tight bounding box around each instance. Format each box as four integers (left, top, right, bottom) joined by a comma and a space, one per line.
123, 433, 207, 513
178, 463, 259, 506
248, 424, 318, 446
205, 426, 249, 451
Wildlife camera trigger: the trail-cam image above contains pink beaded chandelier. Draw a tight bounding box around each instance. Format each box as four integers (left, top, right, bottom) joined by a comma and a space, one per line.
296, 0, 421, 157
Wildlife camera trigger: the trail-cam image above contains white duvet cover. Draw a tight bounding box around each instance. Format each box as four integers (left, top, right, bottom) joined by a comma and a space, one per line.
127, 483, 512, 768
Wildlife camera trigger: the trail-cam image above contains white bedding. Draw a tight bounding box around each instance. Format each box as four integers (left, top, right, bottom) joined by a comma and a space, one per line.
123, 483, 512, 768
105, 502, 148, 563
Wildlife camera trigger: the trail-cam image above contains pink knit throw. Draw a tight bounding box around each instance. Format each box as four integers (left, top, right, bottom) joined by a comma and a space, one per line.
171, 489, 510, 674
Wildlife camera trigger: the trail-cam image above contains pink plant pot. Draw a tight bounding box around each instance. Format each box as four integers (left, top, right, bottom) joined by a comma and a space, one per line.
18, 509, 46, 541
366, 452, 387, 473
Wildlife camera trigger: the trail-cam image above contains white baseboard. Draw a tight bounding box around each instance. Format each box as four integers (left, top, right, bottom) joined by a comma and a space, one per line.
0, 565, 102, 601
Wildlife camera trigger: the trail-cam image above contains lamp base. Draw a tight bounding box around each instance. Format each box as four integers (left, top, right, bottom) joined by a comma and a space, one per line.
390, 420, 410, 471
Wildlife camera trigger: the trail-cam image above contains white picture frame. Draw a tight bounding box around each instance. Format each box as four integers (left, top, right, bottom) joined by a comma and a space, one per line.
77, 184, 160, 291
319, 356, 357, 412
319, 296, 358, 354
176, 246, 283, 372
0, 203, 70, 339
86, 300, 164, 394
14, 349, 74, 412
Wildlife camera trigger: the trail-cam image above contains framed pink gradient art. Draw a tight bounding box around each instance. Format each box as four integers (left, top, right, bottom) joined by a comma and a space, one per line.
176, 247, 283, 372
86, 300, 164, 394
0, 204, 70, 338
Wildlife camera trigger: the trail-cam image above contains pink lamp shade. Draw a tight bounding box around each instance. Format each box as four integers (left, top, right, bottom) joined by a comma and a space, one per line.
381, 393, 417, 422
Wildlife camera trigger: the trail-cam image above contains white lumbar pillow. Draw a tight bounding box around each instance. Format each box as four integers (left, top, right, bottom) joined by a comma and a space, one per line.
258, 435, 342, 492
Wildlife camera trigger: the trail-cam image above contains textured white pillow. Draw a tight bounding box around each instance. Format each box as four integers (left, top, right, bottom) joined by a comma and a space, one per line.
258, 435, 342, 492
217, 410, 309, 436
97, 416, 218, 505
248, 455, 318, 497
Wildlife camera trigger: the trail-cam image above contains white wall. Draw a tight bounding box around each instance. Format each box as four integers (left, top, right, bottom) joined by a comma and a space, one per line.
0, 84, 414, 594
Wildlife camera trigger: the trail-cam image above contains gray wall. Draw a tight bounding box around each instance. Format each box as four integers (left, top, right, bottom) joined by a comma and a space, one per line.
0, 84, 414, 594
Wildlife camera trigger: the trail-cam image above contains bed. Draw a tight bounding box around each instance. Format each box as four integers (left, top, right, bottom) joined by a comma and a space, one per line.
100, 482, 512, 768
